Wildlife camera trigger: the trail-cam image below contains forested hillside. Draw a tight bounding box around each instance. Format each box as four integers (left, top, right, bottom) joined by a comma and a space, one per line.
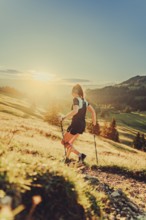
86, 75, 146, 111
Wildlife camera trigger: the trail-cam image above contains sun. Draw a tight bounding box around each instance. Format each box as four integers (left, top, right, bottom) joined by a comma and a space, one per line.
32, 72, 54, 82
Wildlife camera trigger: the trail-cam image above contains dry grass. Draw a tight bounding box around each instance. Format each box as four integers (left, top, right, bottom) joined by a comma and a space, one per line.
0, 112, 103, 219
0, 110, 146, 173
0, 94, 146, 219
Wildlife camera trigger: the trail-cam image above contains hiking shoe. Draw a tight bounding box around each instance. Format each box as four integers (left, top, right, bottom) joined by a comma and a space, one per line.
64, 158, 71, 164
78, 153, 86, 163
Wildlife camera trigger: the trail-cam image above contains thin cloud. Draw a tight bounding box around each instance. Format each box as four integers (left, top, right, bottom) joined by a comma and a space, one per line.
0, 68, 56, 82
63, 78, 90, 83
0, 68, 33, 80
0, 69, 22, 74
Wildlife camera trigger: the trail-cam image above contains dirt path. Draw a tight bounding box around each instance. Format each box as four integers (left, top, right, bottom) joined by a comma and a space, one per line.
68, 161, 146, 219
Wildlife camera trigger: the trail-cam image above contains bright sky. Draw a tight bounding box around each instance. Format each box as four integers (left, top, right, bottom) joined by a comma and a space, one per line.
0, 0, 146, 89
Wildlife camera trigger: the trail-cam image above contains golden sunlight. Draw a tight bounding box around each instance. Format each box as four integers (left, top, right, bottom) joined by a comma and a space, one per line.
32, 72, 54, 82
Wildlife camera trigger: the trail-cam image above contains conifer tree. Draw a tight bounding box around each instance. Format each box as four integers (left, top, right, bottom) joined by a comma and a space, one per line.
111, 118, 116, 129
133, 132, 142, 150
108, 118, 119, 142
141, 134, 146, 151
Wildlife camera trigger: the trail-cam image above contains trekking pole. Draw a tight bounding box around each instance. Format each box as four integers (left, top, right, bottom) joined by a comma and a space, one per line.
93, 133, 98, 165
60, 120, 66, 157
93, 108, 98, 165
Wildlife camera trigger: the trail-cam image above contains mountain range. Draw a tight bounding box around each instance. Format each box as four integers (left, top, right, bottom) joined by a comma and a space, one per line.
119, 75, 146, 87
86, 75, 146, 111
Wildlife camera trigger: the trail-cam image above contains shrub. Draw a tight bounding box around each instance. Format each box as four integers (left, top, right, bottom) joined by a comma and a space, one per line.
101, 119, 120, 142
44, 105, 60, 126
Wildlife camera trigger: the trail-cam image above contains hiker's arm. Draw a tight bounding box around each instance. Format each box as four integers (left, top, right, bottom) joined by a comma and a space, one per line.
87, 105, 96, 126
62, 105, 79, 120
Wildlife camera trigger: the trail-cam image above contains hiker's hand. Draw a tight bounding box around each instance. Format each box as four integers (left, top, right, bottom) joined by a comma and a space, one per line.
61, 116, 65, 122
92, 123, 100, 135
58, 115, 64, 122
93, 121, 96, 126
92, 124, 97, 134
58, 114, 65, 122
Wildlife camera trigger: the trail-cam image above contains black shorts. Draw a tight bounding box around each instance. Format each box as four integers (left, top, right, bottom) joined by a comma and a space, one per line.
67, 121, 86, 135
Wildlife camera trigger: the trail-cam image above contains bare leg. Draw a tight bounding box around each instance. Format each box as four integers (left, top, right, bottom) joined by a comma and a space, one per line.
68, 134, 80, 156
61, 132, 80, 158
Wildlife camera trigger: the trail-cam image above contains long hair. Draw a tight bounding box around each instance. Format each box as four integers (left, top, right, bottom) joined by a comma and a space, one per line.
72, 84, 84, 98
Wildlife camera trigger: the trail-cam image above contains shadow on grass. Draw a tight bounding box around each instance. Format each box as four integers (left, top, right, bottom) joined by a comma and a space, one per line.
91, 165, 146, 183
20, 170, 101, 220
20, 173, 85, 220
0, 168, 101, 220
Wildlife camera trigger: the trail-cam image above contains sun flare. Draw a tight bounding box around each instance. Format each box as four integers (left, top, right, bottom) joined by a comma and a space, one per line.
32, 72, 55, 82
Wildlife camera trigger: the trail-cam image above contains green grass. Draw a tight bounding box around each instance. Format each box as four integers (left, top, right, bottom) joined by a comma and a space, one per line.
110, 112, 146, 131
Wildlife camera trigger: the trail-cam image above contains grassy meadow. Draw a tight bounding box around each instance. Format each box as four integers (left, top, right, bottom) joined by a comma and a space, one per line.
0, 92, 146, 220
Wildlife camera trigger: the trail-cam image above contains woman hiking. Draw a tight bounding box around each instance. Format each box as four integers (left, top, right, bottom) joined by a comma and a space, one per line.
60, 84, 96, 163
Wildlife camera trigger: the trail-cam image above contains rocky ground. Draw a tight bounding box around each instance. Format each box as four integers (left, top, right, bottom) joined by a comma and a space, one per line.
68, 161, 146, 220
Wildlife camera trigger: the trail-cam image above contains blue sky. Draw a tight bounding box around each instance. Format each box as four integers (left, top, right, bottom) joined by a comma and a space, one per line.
0, 0, 146, 89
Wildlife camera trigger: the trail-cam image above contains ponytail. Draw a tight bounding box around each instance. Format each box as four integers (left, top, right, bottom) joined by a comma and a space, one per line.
72, 84, 84, 98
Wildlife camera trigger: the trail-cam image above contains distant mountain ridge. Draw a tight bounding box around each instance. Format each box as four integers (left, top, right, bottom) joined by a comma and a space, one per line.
119, 75, 146, 88
86, 75, 146, 111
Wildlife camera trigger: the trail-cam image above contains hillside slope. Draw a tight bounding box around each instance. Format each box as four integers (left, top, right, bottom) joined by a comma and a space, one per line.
0, 93, 146, 219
